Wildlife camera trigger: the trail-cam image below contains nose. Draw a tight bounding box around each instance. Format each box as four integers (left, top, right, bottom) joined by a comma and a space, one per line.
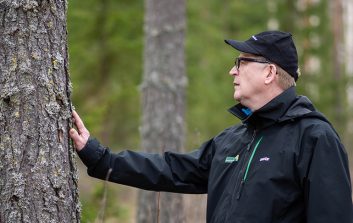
229, 66, 238, 76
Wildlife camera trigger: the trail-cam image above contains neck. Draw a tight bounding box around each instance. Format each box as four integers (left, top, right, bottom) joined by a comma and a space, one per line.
246, 86, 284, 111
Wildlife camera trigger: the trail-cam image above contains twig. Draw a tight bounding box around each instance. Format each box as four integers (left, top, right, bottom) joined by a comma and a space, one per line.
95, 168, 113, 223
156, 144, 165, 223
157, 191, 161, 223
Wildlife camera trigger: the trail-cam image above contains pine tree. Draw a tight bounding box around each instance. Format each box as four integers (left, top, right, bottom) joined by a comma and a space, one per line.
0, 1, 80, 222
138, 0, 187, 222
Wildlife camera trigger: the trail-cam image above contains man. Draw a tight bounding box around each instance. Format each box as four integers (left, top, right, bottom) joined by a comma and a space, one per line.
70, 31, 353, 222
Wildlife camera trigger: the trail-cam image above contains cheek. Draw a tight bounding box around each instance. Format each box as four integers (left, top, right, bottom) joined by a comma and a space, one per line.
242, 75, 254, 88
251, 79, 264, 93
243, 77, 260, 93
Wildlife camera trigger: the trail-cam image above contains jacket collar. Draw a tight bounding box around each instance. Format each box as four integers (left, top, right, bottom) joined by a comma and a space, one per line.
228, 87, 297, 129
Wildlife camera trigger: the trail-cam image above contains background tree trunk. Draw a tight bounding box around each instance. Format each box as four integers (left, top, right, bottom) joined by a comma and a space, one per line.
330, 0, 347, 136
0, 1, 80, 222
138, 0, 187, 222
343, 0, 353, 158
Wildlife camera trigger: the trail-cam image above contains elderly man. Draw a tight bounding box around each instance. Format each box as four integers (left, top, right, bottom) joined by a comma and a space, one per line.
70, 31, 353, 223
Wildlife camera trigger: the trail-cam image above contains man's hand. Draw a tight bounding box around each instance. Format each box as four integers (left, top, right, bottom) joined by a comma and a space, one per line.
70, 110, 90, 151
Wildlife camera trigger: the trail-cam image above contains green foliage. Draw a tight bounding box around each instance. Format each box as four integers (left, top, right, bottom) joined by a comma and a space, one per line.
68, 0, 143, 149
80, 183, 131, 223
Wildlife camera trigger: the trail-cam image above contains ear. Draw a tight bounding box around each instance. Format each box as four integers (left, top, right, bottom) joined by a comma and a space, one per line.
264, 64, 277, 85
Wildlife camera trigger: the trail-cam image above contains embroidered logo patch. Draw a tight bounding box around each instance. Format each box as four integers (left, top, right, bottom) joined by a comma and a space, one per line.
259, 157, 270, 162
225, 155, 239, 163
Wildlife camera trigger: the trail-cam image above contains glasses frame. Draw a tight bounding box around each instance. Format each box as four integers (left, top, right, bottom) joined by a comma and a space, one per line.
234, 57, 271, 70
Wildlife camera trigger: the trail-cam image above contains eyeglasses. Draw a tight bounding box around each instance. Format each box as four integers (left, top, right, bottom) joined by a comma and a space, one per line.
234, 57, 271, 70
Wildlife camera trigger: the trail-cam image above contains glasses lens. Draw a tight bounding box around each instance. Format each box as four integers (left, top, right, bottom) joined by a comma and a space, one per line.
234, 57, 270, 70
235, 58, 240, 69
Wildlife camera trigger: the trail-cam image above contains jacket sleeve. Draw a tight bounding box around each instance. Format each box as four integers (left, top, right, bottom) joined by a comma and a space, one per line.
298, 126, 353, 223
77, 137, 215, 194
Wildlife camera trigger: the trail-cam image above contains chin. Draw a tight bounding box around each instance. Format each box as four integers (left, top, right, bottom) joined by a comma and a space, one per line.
233, 93, 241, 102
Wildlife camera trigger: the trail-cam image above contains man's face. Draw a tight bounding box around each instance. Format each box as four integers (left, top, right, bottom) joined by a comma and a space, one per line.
229, 53, 270, 108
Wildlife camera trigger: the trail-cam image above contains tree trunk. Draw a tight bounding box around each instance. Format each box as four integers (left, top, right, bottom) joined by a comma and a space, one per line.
138, 0, 186, 222
342, 0, 353, 164
344, 0, 353, 77
330, 0, 347, 136
0, 1, 80, 222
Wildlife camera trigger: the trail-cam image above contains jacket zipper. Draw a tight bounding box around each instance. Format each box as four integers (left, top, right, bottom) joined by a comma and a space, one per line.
233, 129, 256, 200
236, 131, 263, 200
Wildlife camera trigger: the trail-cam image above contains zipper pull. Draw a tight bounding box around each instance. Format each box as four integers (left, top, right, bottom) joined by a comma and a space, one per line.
236, 180, 245, 200
247, 130, 257, 151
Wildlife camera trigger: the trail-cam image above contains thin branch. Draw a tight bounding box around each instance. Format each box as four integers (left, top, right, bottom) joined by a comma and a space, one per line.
95, 168, 113, 223
156, 191, 161, 223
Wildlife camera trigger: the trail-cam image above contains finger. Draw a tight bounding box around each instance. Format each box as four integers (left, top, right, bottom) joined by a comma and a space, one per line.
69, 128, 81, 142
72, 111, 86, 132
69, 128, 86, 151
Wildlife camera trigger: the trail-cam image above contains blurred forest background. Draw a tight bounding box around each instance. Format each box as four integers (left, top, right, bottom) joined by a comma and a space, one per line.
67, 0, 353, 222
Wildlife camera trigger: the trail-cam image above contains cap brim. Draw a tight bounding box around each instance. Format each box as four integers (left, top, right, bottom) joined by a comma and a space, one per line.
224, 39, 260, 55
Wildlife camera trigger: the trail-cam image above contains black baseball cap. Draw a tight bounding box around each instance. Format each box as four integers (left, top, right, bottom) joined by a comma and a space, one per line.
225, 31, 299, 81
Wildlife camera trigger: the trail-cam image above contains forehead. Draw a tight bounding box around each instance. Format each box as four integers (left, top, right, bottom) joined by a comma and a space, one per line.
239, 53, 259, 58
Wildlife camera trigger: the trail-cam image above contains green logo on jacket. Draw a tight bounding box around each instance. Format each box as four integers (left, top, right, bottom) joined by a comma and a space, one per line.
225, 155, 239, 163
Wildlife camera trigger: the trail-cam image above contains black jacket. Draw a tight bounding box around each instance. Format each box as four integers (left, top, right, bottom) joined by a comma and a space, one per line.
78, 87, 353, 223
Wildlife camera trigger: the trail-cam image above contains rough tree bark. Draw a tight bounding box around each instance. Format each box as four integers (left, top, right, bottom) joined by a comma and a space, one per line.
0, 1, 80, 222
138, 0, 187, 222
